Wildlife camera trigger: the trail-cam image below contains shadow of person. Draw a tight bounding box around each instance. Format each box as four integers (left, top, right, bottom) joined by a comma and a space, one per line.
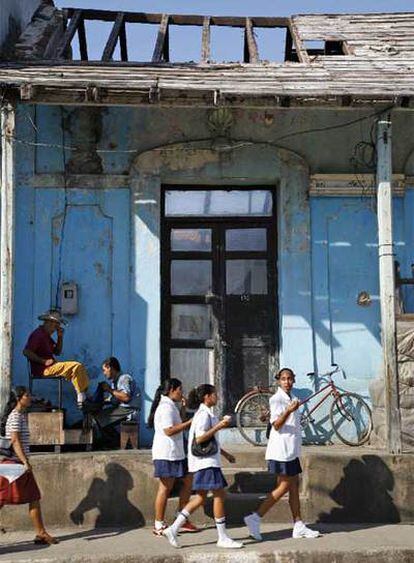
318, 455, 400, 525
70, 463, 145, 528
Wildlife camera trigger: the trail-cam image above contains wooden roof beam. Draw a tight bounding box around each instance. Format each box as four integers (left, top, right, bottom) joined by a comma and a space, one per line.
63, 8, 289, 28
244, 18, 259, 63
102, 12, 125, 62
57, 9, 83, 59
201, 16, 211, 63
152, 14, 169, 63
288, 18, 310, 64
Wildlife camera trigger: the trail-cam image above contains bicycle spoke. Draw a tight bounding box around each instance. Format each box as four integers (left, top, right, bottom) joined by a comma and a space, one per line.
330, 392, 372, 446
236, 392, 272, 446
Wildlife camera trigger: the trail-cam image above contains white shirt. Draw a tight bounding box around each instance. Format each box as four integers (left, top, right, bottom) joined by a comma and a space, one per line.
152, 396, 185, 461
265, 387, 302, 462
187, 403, 221, 473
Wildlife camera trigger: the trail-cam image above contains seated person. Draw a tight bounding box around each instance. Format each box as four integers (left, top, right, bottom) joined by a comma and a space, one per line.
91, 356, 140, 448
23, 309, 89, 409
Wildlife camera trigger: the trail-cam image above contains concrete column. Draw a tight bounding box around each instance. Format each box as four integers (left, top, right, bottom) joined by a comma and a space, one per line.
0, 102, 16, 417
376, 116, 402, 453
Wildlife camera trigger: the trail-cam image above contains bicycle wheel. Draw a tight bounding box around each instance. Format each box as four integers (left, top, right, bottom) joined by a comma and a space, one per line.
330, 392, 373, 446
236, 391, 272, 446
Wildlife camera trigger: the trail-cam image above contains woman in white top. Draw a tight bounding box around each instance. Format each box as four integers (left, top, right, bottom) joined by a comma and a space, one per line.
244, 368, 320, 541
0, 386, 57, 544
163, 384, 243, 550
148, 378, 198, 536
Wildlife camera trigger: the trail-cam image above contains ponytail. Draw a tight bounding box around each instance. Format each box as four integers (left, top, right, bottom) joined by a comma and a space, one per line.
187, 384, 216, 410
0, 386, 27, 436
147, 378, 182, 428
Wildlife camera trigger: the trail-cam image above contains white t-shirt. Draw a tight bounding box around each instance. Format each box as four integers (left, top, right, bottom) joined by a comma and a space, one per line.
188, 403, 221, 473
152, 395, 185, 461
265, 387, 302, 462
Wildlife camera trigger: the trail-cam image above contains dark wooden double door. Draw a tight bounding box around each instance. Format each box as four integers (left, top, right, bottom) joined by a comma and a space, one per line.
162, 188, 278, 414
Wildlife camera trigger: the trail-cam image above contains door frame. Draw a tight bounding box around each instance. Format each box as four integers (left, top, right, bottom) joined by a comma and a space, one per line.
160, 185, 279, 407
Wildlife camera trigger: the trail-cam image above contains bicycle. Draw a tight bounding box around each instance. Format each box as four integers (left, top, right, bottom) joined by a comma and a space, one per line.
234, 364, 373, 447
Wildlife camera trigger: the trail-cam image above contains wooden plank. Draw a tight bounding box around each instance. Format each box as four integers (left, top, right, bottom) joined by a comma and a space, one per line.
102, 12, 125, 62
77, 16, 88, 61
289, 18, 310, 64
64, 8, 289, 28
244, 18, 259, 63
57, 9, 83, 59
152, 14, 169, 62
201, 16, 211, 63
119, 19, 128, 61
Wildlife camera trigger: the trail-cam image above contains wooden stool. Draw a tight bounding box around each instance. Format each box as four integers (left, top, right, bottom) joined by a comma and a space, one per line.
120, 421, 139, 449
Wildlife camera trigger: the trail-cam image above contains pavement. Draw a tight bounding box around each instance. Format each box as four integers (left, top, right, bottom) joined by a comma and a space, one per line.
0, 523, 413, 562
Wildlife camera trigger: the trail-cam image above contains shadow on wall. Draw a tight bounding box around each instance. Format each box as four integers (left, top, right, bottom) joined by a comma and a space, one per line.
70, 463, 145, 528
318, 455, 400, 523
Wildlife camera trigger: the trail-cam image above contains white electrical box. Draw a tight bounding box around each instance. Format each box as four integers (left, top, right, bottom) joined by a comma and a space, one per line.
61, 282, 78, 315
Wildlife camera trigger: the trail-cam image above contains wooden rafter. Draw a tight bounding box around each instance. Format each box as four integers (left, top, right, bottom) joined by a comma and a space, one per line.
201, 16, 211, 63
288, 18, 310, 63
102, 12, 125, 62
119, 20, 128, 61
244, 18, 259, 63
152, 14, 170, 62
77, 16, 88, 61
57, 9, 83, 59
64, 8, 288, 28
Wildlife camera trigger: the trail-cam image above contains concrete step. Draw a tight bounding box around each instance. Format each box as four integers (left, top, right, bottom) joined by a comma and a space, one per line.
165, 492, 310, 525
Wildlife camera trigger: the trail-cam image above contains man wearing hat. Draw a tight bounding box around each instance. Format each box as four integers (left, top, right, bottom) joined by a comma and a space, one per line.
23, 309, 89, 408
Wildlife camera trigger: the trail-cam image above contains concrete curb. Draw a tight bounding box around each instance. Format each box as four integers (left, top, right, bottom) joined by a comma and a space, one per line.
1, 548, 413, 563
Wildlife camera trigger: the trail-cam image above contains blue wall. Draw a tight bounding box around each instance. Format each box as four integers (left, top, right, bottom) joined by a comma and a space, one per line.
11, 103, 414, 443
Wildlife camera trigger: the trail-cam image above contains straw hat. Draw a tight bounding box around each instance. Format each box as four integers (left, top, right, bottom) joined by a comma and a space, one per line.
38, 309, 68, 326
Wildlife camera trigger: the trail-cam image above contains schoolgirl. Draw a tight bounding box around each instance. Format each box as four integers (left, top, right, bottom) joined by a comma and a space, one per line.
163, 384, 243, 549
0, 386, 58, 544
244, 368, 320, 540
149, 378, 198, 536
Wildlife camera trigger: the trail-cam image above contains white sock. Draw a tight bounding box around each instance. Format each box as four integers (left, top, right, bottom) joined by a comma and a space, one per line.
252, 512, 261, 519
294, 520, 304, 528
215, 517, 229, 542
170, 509, 190, 535
77, 392, 86, 403
154, 520, 165, 530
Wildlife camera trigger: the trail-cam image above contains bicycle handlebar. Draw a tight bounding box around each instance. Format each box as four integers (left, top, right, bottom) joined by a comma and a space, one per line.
306, 364, 345, 379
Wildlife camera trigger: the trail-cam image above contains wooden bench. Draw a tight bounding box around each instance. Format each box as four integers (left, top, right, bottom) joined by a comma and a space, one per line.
120, 420, 139, 449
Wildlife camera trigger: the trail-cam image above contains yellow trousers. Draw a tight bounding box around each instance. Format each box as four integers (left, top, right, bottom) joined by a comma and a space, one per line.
43, 361, 89, 393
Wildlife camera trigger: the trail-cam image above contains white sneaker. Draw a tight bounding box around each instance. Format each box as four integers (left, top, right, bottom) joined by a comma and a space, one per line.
244, 513, 262, 541
216, 537, 244, 549
163, 527, 181, 548
292, 523, 320, 539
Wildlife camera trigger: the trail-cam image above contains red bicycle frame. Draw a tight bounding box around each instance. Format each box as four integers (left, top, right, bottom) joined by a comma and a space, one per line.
298, 376, 341, 425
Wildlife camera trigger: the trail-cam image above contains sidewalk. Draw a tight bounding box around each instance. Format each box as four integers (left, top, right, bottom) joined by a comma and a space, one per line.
0, 523, 413, 562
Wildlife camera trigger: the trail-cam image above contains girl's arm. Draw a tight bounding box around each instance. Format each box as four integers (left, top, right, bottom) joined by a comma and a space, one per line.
272, 399, 300, 431
163, 419, 192, 437
220, 448, 235, 463
10, 431, 31, 470
195, 417, 229, 444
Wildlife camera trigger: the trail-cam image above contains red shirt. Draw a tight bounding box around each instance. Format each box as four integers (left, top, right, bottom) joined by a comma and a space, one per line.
25, 326, 56, 376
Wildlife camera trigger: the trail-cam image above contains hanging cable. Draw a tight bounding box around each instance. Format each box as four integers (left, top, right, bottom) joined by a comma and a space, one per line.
54, 106, 70, 309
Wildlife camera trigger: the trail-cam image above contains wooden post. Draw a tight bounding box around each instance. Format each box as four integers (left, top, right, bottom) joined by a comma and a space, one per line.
376, 116, 402, 454
0, 102, 16, 418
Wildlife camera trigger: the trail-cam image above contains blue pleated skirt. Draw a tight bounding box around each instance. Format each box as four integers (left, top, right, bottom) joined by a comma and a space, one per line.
153, 458, 188, 478
268, 457, 302, 476
192, 467, 228, 490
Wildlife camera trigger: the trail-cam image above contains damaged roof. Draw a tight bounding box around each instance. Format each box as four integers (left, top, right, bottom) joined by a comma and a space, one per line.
1, 4, 414, 107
